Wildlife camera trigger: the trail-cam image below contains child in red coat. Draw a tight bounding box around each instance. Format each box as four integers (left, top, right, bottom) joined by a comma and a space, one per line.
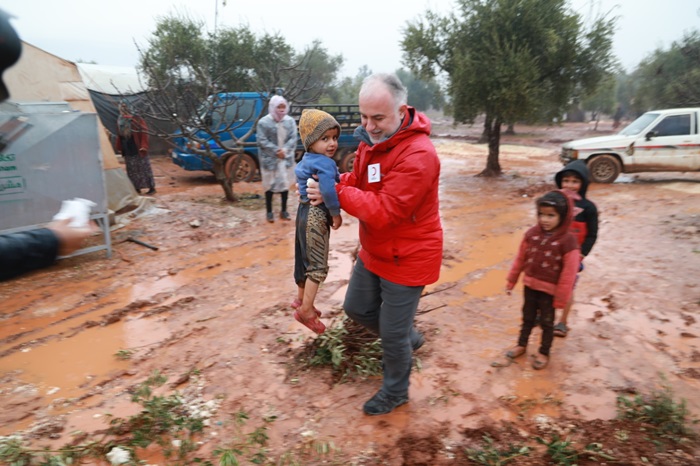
503, 190, 580, 369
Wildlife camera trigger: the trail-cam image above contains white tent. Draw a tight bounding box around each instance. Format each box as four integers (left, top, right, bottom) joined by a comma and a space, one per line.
4, 41, 140, 213
77, 63, 147, 95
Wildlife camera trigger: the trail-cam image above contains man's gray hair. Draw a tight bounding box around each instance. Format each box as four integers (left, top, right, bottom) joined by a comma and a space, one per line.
360, 73, 408, 109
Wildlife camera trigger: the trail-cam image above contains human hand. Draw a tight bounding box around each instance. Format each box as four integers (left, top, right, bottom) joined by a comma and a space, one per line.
48, 218, 99, 256
139, 148, 147, 157
307, 177, 322, 206
276, 149, 286, 159
332, 215, 342, 230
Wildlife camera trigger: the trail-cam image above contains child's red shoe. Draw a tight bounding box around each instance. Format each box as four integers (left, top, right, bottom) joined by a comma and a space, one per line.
293, 310, 326, 334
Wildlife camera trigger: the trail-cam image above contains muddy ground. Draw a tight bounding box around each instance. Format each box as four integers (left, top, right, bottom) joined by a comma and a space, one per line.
1, 118, 699, 465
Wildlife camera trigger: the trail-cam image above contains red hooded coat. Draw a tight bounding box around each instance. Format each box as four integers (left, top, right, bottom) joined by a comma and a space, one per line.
336, 107, 442, 286
506, 190, 580, 308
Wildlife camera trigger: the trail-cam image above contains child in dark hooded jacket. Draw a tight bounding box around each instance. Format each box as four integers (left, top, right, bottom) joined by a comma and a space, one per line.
503, 190, 580, 370
553, 160, 599, 337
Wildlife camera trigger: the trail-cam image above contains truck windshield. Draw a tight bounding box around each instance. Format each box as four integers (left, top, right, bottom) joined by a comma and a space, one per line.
198, 98, 257, 131
619, 113, 659, 136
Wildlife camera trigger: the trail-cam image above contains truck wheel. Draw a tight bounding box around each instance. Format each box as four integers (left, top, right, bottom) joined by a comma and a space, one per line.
224, 152, 257, 183
588, 155, 621, 183
339, 151, 356, 173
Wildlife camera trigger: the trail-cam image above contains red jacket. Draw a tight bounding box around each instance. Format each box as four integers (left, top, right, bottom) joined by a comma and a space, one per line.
336, 107, 442, 286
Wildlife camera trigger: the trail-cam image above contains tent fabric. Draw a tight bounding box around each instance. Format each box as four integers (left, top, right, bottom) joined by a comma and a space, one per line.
77, 63, 147, 95
59, 81, 91, 101
4, 41, 139, 212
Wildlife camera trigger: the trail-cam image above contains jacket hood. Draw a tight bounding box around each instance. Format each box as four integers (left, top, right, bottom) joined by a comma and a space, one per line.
353, 107, 431, 148
555, 159, 590, 198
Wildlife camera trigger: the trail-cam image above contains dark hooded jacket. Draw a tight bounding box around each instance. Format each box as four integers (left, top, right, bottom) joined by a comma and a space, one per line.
335, 107, 442, 286
506, 190, 580, 308
555, 160, 598, 257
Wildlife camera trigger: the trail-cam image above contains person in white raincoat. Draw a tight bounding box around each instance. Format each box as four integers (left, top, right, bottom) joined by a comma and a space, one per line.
256, 95, 298, 222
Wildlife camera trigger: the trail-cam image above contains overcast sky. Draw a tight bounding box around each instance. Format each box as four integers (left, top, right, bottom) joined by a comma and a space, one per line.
6, 0, 700, 77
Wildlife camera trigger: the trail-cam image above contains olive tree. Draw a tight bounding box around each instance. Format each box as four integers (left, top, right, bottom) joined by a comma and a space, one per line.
396, 69, 446, 112
629, 30, 700, 113
134, 13, 343, 201
325, 66, 372, 104
580, 71, 617, 130
401, 0, 616, 176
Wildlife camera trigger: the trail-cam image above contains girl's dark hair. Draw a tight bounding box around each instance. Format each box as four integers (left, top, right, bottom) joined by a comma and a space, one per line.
536, 191, 568, 224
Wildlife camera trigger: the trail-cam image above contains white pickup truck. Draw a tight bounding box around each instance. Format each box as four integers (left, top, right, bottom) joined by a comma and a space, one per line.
560, 107, 700, 182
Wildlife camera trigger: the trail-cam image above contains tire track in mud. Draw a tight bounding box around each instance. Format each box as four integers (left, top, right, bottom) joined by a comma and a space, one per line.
0, 291, 196, 358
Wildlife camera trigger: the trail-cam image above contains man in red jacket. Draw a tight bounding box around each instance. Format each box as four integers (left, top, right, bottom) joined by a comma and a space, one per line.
312, 73, 443, 415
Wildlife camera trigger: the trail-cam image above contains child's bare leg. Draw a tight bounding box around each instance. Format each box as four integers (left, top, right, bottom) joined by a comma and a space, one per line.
291, 284, 305, 309
296, 284, 304, 304
299, 279, 321, 321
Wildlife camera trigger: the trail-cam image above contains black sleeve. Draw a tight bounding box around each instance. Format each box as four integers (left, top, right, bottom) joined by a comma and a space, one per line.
0, 228, 60, 281
580, 201, 598, 257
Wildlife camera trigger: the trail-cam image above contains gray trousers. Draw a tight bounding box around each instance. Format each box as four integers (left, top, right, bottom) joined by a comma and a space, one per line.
343, 257, 424, 397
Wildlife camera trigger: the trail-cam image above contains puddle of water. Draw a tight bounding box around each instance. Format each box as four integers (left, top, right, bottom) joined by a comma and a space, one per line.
0, 316, 169, 407
0, 278, 188, 357
1, 292, 133, 356
510, 372, 563, 419
0, 325, 129, 401
436, 230, 523, 286
462, 269, 508, 298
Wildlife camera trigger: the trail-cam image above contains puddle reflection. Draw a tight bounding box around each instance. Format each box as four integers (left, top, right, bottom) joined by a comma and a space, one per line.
0, 324, 130, 402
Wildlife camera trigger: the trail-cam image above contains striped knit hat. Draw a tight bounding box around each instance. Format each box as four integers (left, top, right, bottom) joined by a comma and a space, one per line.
298, 109, 341, 151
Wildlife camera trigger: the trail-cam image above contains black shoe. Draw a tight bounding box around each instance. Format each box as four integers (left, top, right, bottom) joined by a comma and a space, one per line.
412, 331, 425, 352
266, 212, 274, 223
363, 390, 408, 415
280, 211, 291, 221
146, 188, 156, 195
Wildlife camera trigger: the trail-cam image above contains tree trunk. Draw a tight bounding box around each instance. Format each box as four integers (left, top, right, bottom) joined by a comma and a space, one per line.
210, 155, 238, 202
478, 114, 503, 177
504, 124, 515, 135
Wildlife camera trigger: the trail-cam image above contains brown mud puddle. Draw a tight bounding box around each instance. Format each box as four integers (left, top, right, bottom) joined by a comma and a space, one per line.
1, 121, 699, 464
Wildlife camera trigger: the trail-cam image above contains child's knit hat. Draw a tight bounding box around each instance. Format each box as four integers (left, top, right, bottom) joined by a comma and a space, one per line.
299, 109, 341, 151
